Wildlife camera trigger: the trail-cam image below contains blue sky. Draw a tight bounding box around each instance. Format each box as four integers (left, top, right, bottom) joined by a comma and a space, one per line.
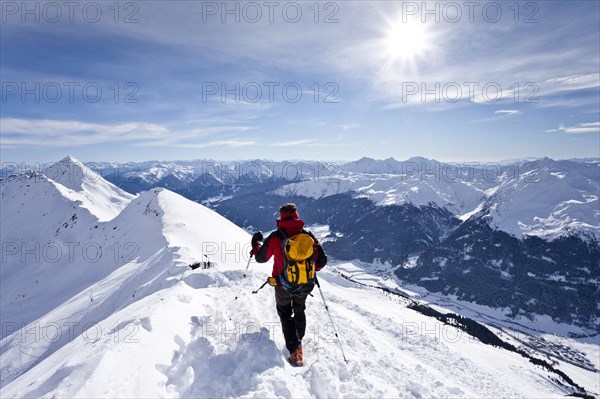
1, 1, 599, 163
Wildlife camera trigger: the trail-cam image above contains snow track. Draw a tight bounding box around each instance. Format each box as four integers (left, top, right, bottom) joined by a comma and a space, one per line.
4, 262, 586, 398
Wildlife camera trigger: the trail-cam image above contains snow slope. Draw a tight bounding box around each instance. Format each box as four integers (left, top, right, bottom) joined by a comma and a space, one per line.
1, 158, 598, 397
2, 265, 598, 397
485, 158, 599, 239
0, 157, 134, 330
0, 183, 250, 388
272, 171, 486, 215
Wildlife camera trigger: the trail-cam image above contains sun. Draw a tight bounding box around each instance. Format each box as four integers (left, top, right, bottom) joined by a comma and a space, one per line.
383, 18, 434, 64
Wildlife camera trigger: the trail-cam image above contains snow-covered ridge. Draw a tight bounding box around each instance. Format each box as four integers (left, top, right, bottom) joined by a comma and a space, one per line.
1, 159, 251, 330
1, 158, 251, 390
2, 156, 134, 223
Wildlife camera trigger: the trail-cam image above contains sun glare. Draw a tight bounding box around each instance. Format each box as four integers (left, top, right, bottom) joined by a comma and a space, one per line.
383, 19, 434, 64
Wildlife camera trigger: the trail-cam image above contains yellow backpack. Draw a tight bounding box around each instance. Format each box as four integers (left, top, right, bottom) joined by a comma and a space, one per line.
278, 230, 316, 291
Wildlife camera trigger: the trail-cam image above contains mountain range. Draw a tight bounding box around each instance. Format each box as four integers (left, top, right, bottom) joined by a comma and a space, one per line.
45, 155, 599, 331
3, 156, 598, 331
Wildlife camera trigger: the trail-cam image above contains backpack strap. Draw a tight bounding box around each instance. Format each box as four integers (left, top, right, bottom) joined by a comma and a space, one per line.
276, 228, 290, 289
277, 228, 288, 240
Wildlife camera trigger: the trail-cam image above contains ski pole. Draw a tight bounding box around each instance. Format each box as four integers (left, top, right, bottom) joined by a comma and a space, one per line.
234, 252, 253, 301
243, 251, 253, 278
315, 277, 348, 363
252, 280, 269, 294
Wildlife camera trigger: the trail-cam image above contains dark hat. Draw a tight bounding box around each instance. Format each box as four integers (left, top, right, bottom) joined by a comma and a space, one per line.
279, 203, 299, 220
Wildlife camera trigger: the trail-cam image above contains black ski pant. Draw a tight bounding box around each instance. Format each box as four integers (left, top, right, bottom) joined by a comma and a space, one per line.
275, 287, 311, 354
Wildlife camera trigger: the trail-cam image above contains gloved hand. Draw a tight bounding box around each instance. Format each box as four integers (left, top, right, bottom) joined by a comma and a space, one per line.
251, 231, 263, 248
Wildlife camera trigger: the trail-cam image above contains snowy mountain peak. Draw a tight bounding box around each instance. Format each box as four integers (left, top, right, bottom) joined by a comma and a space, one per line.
119, 188, 166, 218
46, 157, 134, 221
356, 156, 375, 162
49, 155, 100, 192
340, 156, 443, 175
1, 156, 134, 226
59, 155, 80, 163
342, 156, 402, 174
481, 158, 600, 239
115, 186, 249, 265
404, 156, 436, 164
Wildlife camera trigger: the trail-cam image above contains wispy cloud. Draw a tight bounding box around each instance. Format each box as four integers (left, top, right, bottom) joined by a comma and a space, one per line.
494, 110, 521, 116
138, 139, 256, 149
0, 118, 256, 148
545, 74, 600, 92
546, 122, 600, 134
334, 123, 361, 130
0, 118, 167, 147
269, 139, 357, 148
270, 140, 317, 147
468, 109, 523, 124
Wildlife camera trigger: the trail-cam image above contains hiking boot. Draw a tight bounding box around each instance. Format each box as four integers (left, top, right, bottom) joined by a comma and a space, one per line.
288, 346, 303, 367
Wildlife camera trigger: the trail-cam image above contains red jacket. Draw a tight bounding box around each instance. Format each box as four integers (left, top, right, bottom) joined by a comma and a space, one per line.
253, 218, 327, 277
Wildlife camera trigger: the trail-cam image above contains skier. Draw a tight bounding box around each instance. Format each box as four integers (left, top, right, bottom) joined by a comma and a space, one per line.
252, 203, 327, 366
